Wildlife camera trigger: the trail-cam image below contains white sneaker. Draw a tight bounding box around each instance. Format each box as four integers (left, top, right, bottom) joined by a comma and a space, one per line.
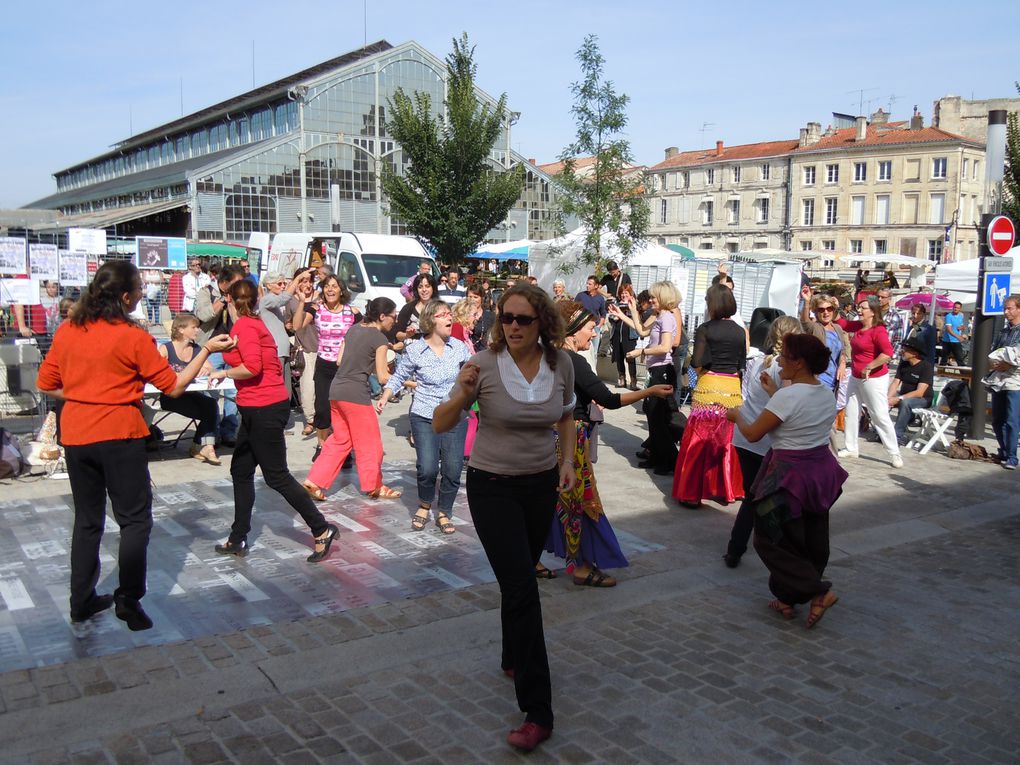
836, 449, 859, 458
890, 455, 904, 469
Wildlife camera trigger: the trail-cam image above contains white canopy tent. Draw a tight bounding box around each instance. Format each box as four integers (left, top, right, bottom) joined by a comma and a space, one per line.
934, 248, 1020, 303
839, 254, 936, 269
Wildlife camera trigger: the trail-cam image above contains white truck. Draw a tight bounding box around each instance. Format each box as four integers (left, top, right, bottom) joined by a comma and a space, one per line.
248, 231, 438, 309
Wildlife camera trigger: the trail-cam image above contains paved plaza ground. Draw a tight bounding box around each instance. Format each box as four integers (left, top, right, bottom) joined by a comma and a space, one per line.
0, 397, 1018, 764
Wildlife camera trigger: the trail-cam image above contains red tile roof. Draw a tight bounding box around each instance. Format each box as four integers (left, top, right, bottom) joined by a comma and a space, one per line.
793, 123, 979, 152
537, 156, 597, 176
648, 139, 800, 171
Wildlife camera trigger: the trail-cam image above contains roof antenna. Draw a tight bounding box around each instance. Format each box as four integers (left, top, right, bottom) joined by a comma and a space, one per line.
699, 122, 715, 149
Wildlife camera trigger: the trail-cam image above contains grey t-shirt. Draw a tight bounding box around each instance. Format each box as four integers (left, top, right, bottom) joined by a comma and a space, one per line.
329, 323, 387, 405
463, 348, 575, 475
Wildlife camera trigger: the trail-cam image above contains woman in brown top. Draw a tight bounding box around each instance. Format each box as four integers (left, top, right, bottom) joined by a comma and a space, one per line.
434, 284, 576, 753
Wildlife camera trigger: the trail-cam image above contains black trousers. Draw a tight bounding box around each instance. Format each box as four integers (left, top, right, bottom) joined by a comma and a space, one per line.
466, 466, 558, 729
727, 448, 765, 559
312, 357, 337, 430
65, 438, 152, 611
753, 508, 831, 606
645, 364, 678, 471
229, 400, 328, 544
940, 342, 966, 366
610, 322, 637, 381
158, 392, 218, 443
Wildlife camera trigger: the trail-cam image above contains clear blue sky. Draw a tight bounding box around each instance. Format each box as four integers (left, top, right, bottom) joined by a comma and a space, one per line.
1, 0, 1017, 208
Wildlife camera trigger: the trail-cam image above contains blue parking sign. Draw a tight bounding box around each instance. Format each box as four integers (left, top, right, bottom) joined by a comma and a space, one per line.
983, 272, 1011, 315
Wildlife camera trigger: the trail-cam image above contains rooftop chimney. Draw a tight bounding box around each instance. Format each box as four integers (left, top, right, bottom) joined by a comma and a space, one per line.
799, 122, 822, 147
715, 140, 724, 156
870, 108, 889, 125
910, 106, 923, 130
854, 115, 867, 142
799, 127, 809, 147
664, 146, 679, 159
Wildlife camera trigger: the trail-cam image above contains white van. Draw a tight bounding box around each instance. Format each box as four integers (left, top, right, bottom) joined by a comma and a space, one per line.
250, 231, 439, 309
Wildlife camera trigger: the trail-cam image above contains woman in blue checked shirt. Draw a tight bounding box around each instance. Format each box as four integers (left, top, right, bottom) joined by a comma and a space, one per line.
376, 300, 471, 534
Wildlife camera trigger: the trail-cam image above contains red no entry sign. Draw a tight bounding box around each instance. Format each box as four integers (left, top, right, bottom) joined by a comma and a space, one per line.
988, 215, 1016, 256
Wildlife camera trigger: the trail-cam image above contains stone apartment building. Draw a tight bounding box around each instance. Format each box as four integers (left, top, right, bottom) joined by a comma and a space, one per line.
645, 108, 987, 264
789, 111, 986, 264
644, 139, 799, 254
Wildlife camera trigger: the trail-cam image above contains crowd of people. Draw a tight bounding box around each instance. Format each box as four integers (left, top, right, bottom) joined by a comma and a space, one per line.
14, 251, 1020, 753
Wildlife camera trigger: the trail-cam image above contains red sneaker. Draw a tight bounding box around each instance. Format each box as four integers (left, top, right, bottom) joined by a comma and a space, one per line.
507, 721, 552, 751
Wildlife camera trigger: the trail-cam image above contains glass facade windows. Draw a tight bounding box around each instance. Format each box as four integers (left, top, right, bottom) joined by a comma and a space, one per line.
226, 192, 277, 239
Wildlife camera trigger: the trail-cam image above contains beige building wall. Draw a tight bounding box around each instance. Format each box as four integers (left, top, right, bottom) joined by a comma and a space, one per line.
933, 95, 1020, 145
789, 135, 986, 264
645, 147, 794, 254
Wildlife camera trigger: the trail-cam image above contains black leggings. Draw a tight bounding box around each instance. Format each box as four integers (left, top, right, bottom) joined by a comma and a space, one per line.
610, 322, 637, 380
645, 364, 678, 470
312, 357, 337, 430
229, 400, 328, 544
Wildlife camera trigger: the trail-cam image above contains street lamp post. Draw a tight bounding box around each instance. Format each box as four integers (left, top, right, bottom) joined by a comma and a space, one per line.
288, 86, 309, 233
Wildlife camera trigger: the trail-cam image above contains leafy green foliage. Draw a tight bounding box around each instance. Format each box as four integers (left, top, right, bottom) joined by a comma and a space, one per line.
382, 34, 523, 263
1003, 83, 1020, 226
554, 35, 649, 270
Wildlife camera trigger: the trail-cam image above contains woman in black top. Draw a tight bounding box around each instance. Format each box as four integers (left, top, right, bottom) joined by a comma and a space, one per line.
395, 273, 440, 344
543, 301, 673, 586
673, 285, 747, 507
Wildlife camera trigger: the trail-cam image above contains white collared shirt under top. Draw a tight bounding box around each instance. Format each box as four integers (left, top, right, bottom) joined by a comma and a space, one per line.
461, 348, 576, 475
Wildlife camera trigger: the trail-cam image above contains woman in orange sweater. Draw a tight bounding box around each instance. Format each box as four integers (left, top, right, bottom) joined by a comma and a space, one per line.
38, 261, 235, 631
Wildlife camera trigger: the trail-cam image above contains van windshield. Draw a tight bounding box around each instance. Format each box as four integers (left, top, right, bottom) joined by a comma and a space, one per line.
362, 253, 438, 288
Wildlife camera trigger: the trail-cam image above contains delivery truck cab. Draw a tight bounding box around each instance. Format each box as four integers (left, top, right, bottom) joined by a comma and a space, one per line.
251, 231, 438, 310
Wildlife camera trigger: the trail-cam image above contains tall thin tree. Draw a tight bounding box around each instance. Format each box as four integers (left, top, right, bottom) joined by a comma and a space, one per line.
382, 34, 523, 264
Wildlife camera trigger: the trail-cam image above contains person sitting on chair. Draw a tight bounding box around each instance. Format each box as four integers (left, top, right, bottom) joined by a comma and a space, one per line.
888, 336, 934, 446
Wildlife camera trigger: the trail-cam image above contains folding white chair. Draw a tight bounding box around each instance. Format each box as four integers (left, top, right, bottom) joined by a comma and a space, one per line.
907, 408, 956, 455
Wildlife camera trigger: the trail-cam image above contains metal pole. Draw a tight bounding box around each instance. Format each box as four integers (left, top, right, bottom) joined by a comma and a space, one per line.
298, 93, 307, 234
968, 110, 1008, 437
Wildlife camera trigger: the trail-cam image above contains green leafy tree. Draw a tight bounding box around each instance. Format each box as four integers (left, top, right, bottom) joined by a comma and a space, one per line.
1003, 82, 1020, 225
554, 34, 649, 270
382, 34, 523, 264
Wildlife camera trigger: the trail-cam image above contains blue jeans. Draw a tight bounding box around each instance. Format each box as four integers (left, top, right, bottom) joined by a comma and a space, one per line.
207, 352, 239, 439
991, 389, 1020, 464
409, 412, 467, 514
893, 397, 929, 440
145, 298, 161, 325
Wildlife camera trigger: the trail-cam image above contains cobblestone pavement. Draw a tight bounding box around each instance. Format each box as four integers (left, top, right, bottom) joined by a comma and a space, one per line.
1, 401, 1018, 763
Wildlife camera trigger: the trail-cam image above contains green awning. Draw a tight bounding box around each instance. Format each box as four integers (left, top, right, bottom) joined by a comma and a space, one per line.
666, 244, 695, 260
187, 243, 250, 259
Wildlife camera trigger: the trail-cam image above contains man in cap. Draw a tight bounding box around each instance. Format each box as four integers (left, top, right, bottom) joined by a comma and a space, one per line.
887, 336, 934, 445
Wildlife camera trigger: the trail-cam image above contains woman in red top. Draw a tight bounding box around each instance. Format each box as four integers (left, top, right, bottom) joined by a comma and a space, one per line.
836, 295, 903, 467
37, 261, 235, 631
209, 280, 339, 562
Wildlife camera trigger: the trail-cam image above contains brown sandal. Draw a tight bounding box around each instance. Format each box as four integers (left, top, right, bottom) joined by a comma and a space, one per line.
806, 591, 839, 629
436, 513, 456, 535
573, 567, 616, 587
303, 482, 326, 502
368, 485, 402, 500
768, 599, 796, 620
411, 506, 430, 531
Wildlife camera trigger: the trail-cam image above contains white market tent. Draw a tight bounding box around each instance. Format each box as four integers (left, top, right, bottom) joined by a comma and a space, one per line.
934, 247, 1020, 303
470, 238, 533, 261
839, 254, 936, 269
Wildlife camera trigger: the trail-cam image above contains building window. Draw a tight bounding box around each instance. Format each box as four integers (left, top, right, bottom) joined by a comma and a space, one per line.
878, 160, 892, 181
726, 242, 739, 253
874, 239, 887, 255
822, 240, 836, 251
706, 168, 715, 185
699, 241, 714, 250
801, 241, 813, 252
825, 198, 838, 225
682, 171, 690, 188
761, 163, 770, 180
929, 193, 946, 224
851, 195, 865, 225
973, 160, 979, 180
875, 194, 890, 225
850, 239, 863, 254
826, 164, 839, 184
928, 239, 944, 261
732, 166, 741, 183
225, 192, 277, 239
854, 162, 867, 182
758, 197, 770, 223
932, 157, 948, 179
962, 158, 969, 178
728, 200, 740, 223
803, 166, 816, 186
802, 198, 815, 226
703, 200, 714, 225
660, 198, 668, 225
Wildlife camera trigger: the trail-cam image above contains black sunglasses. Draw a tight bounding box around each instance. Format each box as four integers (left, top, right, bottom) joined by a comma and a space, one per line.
499, 312, 538, 327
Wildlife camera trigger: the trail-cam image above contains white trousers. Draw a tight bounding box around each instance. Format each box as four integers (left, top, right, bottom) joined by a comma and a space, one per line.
298, 349, 317, 423
844, 373, 901, 456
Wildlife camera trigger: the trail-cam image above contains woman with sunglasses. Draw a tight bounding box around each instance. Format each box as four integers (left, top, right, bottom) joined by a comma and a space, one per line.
833, 295, 903, 468
434, 284, 576, 753
304, 297, 401, 500
377, 300, 469, 533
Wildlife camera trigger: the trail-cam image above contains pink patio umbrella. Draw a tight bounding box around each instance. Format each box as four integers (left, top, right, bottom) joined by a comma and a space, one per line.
895, 293, 954, 311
